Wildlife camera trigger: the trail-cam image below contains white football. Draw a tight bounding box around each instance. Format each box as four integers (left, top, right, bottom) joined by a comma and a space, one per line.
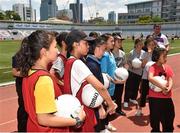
54, 94, 81, 118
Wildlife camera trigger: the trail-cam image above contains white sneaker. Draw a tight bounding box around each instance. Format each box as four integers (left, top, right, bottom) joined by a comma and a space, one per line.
135, 109, 143, 116
100, 129, 111, 133
129, 99, 138, 104
123, 102, 128, 108
105, 123, 117, 132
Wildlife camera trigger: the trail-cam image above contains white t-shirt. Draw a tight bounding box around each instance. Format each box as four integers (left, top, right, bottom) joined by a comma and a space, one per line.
154, 33, 169, 48
70, 58, 92, 96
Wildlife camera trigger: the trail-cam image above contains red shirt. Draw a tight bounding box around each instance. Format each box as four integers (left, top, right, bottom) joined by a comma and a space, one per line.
148, 63, 174, 98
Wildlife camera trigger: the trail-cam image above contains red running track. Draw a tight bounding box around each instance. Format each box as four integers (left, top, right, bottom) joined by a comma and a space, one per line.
0, 54, 180, 132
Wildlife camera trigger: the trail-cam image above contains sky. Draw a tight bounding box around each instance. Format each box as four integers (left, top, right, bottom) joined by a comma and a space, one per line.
0, 0, 145, 21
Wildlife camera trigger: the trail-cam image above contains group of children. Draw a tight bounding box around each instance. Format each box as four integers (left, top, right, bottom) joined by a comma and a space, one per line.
12, 25, 175, 132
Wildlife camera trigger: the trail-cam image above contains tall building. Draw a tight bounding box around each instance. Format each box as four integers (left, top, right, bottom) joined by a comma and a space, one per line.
12, 3, 35, 21
118, 0, 162, 23
24, 6, 34, 21
161, 0, 177, 21
69, 0, 83, 23
118, 0, 180, 23
108, 11, 116, 23
13, 4, 24, 21
40, 0, 58, 21
176, 0, 180, 21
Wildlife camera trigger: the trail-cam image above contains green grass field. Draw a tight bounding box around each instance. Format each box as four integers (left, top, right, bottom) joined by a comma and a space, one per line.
0, 39, 180, 83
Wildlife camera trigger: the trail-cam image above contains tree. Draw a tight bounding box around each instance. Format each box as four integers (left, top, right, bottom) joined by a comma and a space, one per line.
0, 12, 5, 20
107, 20, 116, 24
88, 17, 107, 25
137, 16, 152, 24
5, 10, 21, 20
152, 16, 164, 22
12, 13, 21, 20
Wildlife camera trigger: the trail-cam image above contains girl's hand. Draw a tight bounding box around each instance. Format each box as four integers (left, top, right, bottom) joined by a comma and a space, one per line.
98, 105, 107, 119
77, 106, 86, 122
106, 101, 117, 115
113, 78, 126, 84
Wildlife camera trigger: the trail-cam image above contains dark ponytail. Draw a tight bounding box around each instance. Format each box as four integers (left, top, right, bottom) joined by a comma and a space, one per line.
16, 30, 55, 76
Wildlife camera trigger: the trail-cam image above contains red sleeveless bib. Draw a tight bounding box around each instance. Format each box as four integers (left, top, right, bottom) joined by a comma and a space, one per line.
23, 70, 69, 132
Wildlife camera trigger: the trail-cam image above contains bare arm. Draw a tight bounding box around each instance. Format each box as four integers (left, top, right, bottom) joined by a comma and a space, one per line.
37, 106, 85, 127
167, 77, 173, 91
37, 113, 76, 127
148, 72, 167, 91
166, 44, 170, 52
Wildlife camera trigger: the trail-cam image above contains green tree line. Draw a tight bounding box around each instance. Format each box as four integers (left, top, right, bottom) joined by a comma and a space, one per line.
0, 10, 21, 21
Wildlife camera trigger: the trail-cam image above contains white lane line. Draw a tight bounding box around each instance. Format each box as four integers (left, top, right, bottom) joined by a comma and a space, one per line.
0, 119, 17, 126
168, 53, 180, 56
3, 71, 11, 74
0, 67, 11, 69
0, 81, 15, 87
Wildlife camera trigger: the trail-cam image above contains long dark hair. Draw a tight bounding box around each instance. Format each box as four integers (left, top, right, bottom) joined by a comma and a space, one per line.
16, 30, 55, 77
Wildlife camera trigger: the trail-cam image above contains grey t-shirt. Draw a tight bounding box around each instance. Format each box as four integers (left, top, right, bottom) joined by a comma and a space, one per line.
112, 49, 127, 68
142, 52, 153, 79
128, 49, 146, 76
52, 56, 64, 78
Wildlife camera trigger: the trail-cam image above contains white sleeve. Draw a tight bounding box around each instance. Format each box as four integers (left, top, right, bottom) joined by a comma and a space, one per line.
71, 60, 92, 96
72, 60, 92, 83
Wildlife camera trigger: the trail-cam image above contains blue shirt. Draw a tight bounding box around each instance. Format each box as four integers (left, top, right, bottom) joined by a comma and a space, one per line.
100, 52, 116, 96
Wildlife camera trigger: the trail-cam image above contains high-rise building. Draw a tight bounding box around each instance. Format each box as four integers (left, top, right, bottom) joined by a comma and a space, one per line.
40, 0, 58, 21
12, 3, 35, 21
13, 4, 24, 21
24, 6, 34, 21
118, 0, 162, 23
108, 11, 116, 23
161, 0, 177, 21
118, 0, 180, 23
69, 0, 83, 23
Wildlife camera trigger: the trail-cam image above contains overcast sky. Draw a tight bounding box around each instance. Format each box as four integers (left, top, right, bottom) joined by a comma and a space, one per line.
0, 0, 145, 21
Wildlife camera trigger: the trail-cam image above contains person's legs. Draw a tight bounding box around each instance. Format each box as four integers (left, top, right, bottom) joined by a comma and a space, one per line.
124, 71, 134, 107
16, 78, 28, 132
161, 99, 175, 132
114, 84, 126, 115
130, 73, 141, 101
149, 97, 161, 132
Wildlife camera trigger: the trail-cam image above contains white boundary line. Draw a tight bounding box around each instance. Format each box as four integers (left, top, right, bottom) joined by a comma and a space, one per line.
0, 119, 17, 126
3, 71, 11, 74
0, 67, 11, 69
168, 52, 180, 56
0, 81, 15, 87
